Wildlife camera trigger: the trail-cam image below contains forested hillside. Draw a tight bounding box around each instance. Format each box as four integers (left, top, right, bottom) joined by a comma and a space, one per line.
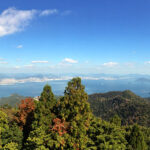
0, 78, 149, 149
0, 94, 26, 107
88, 90, 150, 127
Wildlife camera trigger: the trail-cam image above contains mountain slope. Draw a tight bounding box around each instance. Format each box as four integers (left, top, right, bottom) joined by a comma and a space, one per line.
88, 90, 150, 127
0, 94, 26, 106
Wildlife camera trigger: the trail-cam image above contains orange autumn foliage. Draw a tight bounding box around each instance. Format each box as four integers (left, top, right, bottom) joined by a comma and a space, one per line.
73, 143, 80, 150
14, 98, 35, 129
52, 118, 68, 136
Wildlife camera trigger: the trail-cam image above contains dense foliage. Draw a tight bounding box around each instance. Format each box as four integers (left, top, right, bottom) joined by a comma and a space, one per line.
88, 90, 150, 127
0, 78, 150, 149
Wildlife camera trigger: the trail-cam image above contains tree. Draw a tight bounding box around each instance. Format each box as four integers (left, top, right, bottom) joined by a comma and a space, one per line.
31, 84, 56, 130
87, 117, 127, 150
128, 124, 147, 150
2, 123, 23, 150
25, 84, 57, 149
14, 98, 35, 145
0, 110, 22, 150
110, 114, 121, 126
40, 84, 54, 102
58, 77, 93, 149
52, 118, 68, 136
0, 110, 9, 148
59, 77, 91, 121
0, 110, 8, 130
2, 142, 18, 150
14, 98, 35, 130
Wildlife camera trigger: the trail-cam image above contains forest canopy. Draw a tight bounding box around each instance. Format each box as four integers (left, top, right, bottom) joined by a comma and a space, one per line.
0, 77, 149, 150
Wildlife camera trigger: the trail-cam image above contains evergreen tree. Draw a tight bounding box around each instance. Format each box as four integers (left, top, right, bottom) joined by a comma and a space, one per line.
2, 123, 23, 150
40, 84, 54, 102
59, 77, 91, 121
2, 142, 18, 150
0, 110, 22, 150
58, 77, 93, 149
25, 84, 57, 149
26, 78, 93, 150
87, 117, 127, 149
32, 84, 56, 129
0, 110, 8, 149
128, 124, 147, 150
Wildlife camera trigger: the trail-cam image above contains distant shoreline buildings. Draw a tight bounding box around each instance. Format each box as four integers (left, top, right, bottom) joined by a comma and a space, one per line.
33, 96, 40, 101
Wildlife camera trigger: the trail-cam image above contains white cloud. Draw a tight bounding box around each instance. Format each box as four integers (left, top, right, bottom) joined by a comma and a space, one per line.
0, 75, 119, 85
17, 45, 23, 48
81, 76, 116, 81
0, 78, 18, 85
40, 9, 58, 16
48, 58, 78, 70
0, 7, 37, 37
145, 61, 150, 64
0, 8, 72, 37
32, 60, 49, 63
102, 62, 118, 67
63, 58, 78, 64
0, 77, 72, 85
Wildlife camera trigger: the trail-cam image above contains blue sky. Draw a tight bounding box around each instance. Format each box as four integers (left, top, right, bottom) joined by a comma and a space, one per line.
0, 0, 150, 74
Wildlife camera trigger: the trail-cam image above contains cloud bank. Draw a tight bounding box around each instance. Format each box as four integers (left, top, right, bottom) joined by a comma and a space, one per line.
0, 8, 64, 37
0, 76, 117, 85
0, 8, 36, 37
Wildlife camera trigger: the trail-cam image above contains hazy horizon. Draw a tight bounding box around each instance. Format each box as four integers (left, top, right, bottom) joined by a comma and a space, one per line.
0, 73, 150, 97
1, 0, 150, 97
1, 0, 150, 74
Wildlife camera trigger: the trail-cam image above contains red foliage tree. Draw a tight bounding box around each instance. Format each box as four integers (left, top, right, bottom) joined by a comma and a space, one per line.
52, 118, 68, 136
14, 98, 35, 130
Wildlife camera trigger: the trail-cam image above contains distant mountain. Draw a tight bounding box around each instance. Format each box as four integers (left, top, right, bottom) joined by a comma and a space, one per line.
88, 90, 150, 127
0, 94, 26, 106
1, 89, 150, 128
2, 73, 150, 97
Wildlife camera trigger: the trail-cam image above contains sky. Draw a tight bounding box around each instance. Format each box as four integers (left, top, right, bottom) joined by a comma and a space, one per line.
0, 0, 150, 74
